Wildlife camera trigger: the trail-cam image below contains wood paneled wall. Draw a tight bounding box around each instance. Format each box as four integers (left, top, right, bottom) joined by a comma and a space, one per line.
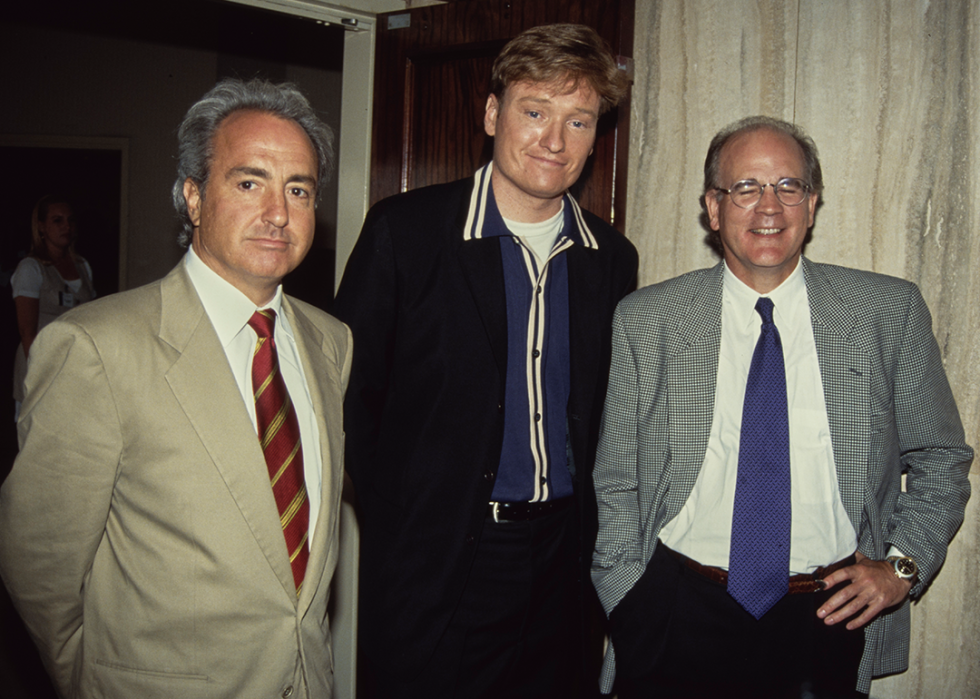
370, 0, 635, 229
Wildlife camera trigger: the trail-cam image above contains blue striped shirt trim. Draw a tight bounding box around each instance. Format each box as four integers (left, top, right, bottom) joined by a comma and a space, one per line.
463, 164, 594, 502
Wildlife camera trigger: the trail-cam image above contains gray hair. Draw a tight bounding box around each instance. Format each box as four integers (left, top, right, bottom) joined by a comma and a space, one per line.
700, 115, 823, 213
172, 78, 335, 246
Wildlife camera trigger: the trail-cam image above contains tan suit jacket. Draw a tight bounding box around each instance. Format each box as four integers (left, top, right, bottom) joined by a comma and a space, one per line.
0, 262, 352, 699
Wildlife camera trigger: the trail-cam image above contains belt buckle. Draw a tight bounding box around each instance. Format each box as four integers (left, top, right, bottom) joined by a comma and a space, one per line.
491, 502, 515, 524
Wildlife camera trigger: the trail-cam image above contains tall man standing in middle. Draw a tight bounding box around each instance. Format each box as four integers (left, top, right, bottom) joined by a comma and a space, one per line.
334, 24, 637, 699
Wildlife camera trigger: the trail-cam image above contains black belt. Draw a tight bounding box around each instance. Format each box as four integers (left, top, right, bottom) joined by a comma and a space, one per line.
487, 498, 570, 523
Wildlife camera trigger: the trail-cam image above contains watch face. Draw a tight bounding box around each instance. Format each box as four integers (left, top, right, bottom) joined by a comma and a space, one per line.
896, 558, 916, 577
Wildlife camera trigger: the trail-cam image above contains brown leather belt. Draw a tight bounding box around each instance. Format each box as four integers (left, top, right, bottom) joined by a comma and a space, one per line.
665, 545, 855, 594
487, 498, 570, 523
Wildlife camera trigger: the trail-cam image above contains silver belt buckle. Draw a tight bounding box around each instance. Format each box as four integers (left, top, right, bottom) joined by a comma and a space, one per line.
491, 501, 507, 524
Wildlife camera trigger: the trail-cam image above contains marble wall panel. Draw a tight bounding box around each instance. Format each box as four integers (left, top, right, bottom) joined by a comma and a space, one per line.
627, 1, 979, 696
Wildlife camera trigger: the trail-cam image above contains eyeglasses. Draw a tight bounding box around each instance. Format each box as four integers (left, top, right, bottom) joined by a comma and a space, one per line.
714, 178, 811, 209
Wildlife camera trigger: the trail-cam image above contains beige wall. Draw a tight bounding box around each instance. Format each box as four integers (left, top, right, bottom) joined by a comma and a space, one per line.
627, 1, 979, 696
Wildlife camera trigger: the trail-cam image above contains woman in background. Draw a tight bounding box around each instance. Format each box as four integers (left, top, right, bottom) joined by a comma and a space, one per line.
11, 195, 95, 418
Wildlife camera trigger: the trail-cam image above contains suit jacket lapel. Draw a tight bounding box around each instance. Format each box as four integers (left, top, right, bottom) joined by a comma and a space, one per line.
566, 245, 602, 424
281, 298, 344, 613
160, 265, 299, 602
802, 259, 869, 539
664, 263, 725, 516
455, 205, 508, 375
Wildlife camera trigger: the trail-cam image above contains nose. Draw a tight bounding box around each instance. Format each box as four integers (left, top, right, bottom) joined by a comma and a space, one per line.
755, 185, 784, 214
263, 189, 289, 228
539, 122, 566, 153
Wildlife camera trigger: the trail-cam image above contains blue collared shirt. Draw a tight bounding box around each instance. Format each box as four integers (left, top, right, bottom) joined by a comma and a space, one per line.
463, 163, 600, 502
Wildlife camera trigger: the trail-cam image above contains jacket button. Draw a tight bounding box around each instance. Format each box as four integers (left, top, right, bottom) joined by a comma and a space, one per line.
282, 687, 293, 698
484, 471, 494, 480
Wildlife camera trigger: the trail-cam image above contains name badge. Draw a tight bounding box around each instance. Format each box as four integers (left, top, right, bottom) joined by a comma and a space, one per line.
59, 291, 76, 308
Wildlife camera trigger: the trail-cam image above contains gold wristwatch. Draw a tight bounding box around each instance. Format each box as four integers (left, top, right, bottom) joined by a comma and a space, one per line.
886, 556, 918, 583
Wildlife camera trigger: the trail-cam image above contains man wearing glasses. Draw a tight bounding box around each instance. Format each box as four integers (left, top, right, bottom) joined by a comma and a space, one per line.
591, 116, 972, 698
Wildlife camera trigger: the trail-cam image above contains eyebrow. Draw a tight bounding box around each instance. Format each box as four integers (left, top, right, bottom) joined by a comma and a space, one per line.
227, 166, 317, 187
515, 96, 598, 118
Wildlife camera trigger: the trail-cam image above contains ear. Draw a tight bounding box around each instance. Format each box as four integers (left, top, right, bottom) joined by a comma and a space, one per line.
705, 191, 722, 231
183, 178, 203, 228
805, 192, 818, 228
484, 94, 500, 137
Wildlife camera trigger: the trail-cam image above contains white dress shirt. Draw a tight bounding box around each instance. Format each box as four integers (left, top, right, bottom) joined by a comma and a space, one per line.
184, 246, 323, 541
660, 258, 857, 573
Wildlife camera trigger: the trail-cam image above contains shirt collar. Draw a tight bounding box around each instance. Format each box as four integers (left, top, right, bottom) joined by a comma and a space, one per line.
461, 162, 598, 249
184, 244, 288, 349
723, 256, 806, 332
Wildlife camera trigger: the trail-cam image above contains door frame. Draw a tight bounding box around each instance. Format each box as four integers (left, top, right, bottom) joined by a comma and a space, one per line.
227, 0, 379, 292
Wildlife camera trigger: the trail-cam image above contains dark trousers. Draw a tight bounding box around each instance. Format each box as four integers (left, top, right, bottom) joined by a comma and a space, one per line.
610, 543, 866, 699
365, 504, 581, 699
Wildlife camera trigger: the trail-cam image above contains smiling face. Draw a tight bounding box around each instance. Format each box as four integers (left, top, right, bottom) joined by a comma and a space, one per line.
184, 110, 318, 305
705, 128, 818, 293
484, 78, 601, 222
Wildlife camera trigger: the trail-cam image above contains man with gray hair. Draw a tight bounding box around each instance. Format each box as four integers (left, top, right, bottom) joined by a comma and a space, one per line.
0, 78, 351, 698
592, 115, 971, 697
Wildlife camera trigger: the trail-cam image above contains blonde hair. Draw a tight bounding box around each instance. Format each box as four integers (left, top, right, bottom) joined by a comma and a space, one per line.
30, 194, 76, 262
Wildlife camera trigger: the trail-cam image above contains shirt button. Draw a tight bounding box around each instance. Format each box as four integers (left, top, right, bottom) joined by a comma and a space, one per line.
534, 413, 541, 422
532, 349, 540, 358
282, 687, 293, 698
540, 477, 547, 485
536, 286, 542, 294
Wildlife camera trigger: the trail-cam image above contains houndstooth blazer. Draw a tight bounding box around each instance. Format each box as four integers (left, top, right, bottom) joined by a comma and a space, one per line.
591, 257, 972, 694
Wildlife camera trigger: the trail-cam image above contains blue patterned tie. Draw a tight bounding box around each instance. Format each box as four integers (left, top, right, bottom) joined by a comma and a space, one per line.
727, 297, 791, 619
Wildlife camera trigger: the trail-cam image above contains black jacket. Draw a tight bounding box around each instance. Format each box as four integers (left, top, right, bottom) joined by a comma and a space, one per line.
333, 174, 638, 677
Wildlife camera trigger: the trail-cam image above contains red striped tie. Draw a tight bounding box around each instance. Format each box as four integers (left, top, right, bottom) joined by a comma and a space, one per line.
248, 309, 310, 595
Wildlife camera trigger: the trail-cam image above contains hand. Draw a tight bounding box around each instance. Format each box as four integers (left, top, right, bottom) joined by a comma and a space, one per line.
816, 552, 912, 630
